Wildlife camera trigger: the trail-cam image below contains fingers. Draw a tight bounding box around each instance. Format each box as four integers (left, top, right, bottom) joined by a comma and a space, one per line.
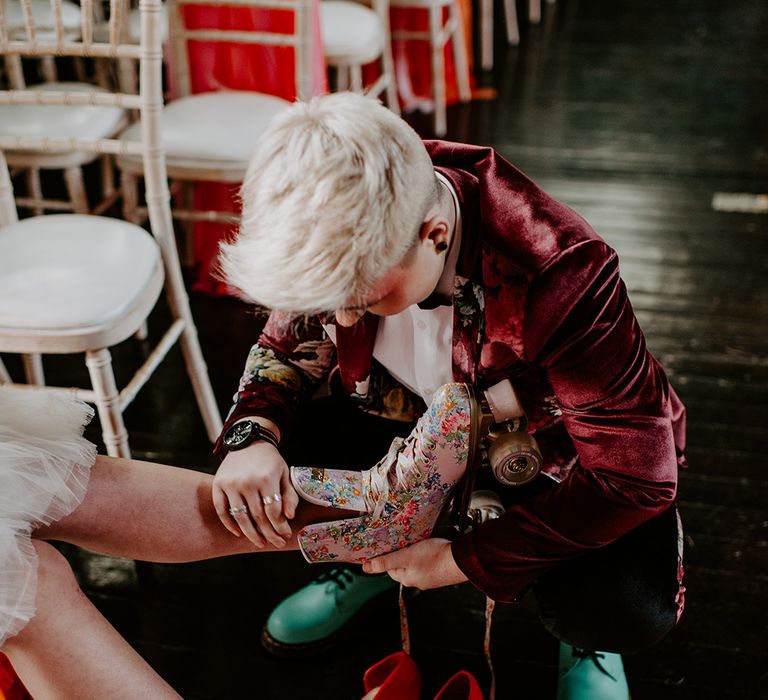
363, 550, 401, 575
212, 482, 271, 548
228, 497, 268, 548
280, 469, 300, 521
364, 556, 410, 586
212, 484, 242, 538
212, 445, 292, 548
262, 490, 292, 541
244, 491, 286, 548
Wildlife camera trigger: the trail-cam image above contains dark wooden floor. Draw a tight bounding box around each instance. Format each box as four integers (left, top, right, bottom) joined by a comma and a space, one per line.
3, 0, 767, 697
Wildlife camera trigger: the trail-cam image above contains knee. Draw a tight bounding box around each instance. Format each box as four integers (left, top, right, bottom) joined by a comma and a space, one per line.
34, 541, 78, 591
535, 580, 678, 654
3, 543, 77, 655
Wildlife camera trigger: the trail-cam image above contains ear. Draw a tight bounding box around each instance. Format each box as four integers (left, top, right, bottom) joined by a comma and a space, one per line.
418, 216, 450, 249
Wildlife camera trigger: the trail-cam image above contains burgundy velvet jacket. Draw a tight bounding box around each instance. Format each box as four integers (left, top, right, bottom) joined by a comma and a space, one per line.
216, 141, 687, 602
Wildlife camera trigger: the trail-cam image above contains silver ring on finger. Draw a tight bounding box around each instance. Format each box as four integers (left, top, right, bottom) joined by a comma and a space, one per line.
262, 492, 281, 506
228, 504, 249, 516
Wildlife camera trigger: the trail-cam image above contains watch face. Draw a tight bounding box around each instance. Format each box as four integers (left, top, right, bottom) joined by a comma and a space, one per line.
224, 421, 253, 448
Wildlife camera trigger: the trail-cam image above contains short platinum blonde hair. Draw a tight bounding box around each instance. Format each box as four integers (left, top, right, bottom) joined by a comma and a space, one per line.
219, 92, 437, 313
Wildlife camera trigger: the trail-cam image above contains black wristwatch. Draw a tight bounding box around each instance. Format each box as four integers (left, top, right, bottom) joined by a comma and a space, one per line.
222, 420, 279, 451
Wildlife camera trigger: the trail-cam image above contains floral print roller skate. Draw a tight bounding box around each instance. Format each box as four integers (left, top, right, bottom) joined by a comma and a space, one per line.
290, 383, 482, 563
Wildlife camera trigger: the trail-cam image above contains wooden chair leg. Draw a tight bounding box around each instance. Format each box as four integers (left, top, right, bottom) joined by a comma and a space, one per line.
26, 168, 44, 215
529, 0, 541, 24
86, 348, 131, 458
504, 0, 520, 45
178, 180, 197, 268
118, 57, 138, 97
178, 321, 223, 442
429, 4, 447, 136
73, 56, 89, 83
0, 357, 11, 383
450, 1, 472, 103
94, 57, 111, 89
121, 171, 143, 224
480, 0, 494, 71
63, 167, 89, 214
22, 353, 45, 386
41, 56, 58, 83
337, 64, 350, 91
378, 0, 401, 113
158, 239, 223, 442
101, 154, 116, 200
5, 55, 24, 89
350, 64, 364, 92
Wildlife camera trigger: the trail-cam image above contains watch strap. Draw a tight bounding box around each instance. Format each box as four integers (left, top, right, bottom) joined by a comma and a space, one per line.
250, 422, 279, 449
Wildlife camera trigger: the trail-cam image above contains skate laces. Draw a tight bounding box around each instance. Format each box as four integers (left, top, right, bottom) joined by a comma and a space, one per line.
365, 430, 428, 519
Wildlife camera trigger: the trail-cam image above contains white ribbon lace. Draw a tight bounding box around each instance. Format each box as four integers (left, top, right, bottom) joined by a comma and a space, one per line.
364, 430, 429, 520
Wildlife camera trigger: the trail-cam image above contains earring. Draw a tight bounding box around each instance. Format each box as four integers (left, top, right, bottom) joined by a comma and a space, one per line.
436, 242, 448, 252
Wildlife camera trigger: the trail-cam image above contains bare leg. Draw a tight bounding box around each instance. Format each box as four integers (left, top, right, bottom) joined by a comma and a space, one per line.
5, 457, 353, 698
35, 455, 351, 561
3, 541, 181, 700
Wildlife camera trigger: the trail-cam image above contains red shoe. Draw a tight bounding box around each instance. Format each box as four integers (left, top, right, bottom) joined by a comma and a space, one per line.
433, 670, 484, 700
0, 653, 33, 700
362, 651, 421, 700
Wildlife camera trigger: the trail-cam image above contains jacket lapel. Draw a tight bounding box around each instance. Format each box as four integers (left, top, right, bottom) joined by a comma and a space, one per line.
334, 313, 379, 398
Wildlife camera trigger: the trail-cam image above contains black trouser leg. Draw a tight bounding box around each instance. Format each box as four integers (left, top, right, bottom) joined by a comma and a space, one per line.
532, 503, 683, 654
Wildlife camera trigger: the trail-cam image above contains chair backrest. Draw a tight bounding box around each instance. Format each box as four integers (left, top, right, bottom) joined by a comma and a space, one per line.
0, 0, 174, 253
166, 0, 313, 102
2, 0, 84, 85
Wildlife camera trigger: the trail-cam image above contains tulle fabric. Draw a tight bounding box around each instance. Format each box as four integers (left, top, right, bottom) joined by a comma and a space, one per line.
0, 387, 96, 646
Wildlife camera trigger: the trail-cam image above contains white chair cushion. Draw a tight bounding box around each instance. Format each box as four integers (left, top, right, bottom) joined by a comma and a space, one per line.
119, 91, 290, 165
321, 1, 385, 65
0, 83, 125, 141
0, 215, 161, 331
4, 0, 81, 30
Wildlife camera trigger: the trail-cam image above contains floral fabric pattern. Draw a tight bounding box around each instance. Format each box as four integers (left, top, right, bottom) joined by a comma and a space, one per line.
290, 467, 367, 511
352, 363, 426, 423
454, 277, 484, 328
240, 346, 302, 393
295, 384, 473, 563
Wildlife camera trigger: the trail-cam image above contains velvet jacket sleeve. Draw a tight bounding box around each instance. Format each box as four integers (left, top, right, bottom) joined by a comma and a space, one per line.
213, 311, 336, 453
451, 240, 681, 602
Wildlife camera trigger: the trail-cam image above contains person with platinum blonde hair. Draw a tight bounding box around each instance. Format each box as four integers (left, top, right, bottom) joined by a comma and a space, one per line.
220, 93, 440, 314
212, 91, 689, 700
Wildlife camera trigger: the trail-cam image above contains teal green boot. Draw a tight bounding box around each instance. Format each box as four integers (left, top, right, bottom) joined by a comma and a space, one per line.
261, 567, 397, 656
557, 643, 630, 700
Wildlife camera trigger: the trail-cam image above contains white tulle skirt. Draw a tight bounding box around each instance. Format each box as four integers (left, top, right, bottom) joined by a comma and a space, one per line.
0, 386, 96, 646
